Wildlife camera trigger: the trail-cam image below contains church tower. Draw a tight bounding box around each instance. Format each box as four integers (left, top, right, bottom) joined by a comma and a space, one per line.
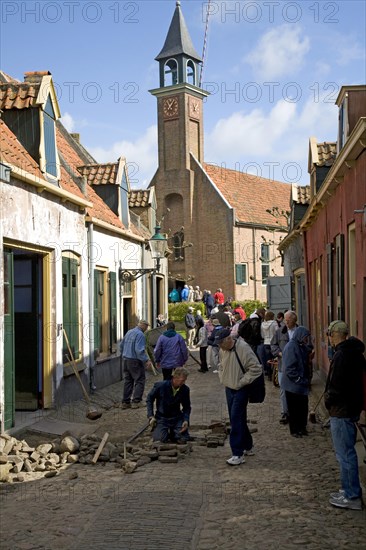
149, 1, 209, 286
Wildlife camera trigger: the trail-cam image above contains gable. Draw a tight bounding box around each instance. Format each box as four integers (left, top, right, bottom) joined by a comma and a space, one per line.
202, 162, 291, 228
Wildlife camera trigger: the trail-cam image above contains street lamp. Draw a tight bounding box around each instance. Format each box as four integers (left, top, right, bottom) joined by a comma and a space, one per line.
119, 225, 168, 283
148, 225, 168, 273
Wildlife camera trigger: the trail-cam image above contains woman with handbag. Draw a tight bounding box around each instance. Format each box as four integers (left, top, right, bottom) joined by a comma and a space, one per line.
215, 328, 264, 465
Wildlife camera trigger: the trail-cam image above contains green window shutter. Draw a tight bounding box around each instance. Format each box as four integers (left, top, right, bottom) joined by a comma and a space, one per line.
94, 271, 100, 353
62, 257, 80, 363
109, 272, 117, 351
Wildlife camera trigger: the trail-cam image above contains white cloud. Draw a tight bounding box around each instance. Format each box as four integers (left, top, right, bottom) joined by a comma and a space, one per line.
205, 94, 338, 184
61, 112, 75, 132
245, 25, 310, 79
88, 125, 158, 188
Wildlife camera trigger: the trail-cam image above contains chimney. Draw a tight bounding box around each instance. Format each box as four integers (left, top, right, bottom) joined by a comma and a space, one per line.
71, 133, 80, 143
24, 71, 51, 84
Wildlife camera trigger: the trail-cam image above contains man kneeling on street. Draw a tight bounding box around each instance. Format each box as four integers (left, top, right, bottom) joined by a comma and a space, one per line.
146, 367, 191, 443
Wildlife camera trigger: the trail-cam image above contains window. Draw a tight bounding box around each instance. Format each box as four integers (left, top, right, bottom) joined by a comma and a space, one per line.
261, 244, 270, 262
235, 264, 247, 285
173, 230, 185, 261
164, 59, 178, 86
62, 255, 80, 363
43, 95, 57, 178
120, 167, 129, 228
186, 60, 196, 85
261, 264, 270, 286
94, 269, 118, 357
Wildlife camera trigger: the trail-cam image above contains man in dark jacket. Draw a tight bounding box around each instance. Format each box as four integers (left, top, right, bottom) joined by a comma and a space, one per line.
146, 367, 191, 443
185, 306, 196, 348
325, 320, 366, 511
154, 322, 188, 380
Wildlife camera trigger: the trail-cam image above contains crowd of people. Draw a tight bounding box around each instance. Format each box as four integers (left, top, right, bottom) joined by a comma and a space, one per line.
119, 292, 366, 512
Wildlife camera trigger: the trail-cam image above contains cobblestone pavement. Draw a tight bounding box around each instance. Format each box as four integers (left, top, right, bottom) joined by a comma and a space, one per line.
1, 356, 365, 550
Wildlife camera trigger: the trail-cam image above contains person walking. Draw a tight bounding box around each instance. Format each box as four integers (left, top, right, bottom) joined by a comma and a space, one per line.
260, 311, 277, 379
147, 367, 191, 443
154, 322, 188, 380
214, 288, 225, 305
271, 310, 298, 424
215, 328, 263, 465
205, 290, 215, 317
325, 320, 366, 511
281, 326, 313, 438
193, 285, 203, 302
185, 306, 196, 348
181, 285, 189, 302
207, 318, 222, 373
120, 320, 152, 409
195, 318, 208, 373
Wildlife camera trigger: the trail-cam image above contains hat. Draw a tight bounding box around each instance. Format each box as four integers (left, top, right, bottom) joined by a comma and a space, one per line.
212, 318, 221, 326
328, 320, 349, 335
188, 307, 194, 312
139, 319, 150, 326
214, 328, 232, 343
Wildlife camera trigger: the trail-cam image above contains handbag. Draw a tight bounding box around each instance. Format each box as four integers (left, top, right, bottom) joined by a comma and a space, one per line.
233, 347, 266, 403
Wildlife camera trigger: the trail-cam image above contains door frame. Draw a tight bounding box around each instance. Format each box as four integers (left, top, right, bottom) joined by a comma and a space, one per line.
3, 240, 52, 409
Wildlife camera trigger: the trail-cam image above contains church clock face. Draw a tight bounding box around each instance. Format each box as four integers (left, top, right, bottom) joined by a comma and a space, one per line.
163, 97, 179, 118
189, 98, 200, 119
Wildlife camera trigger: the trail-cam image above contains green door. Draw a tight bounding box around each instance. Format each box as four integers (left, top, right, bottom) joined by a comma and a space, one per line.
62, 257, 80, 362
4, 250, 15, 430
94, 270, 104, 356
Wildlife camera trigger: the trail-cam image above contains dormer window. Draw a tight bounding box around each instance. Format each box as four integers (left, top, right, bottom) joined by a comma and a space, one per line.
164, 59, 178, 86
186, 60, 196, 85
120, 166, 129, 228
42, 95, 58, 178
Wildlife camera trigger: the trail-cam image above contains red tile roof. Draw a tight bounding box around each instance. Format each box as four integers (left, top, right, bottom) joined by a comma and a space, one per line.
293, 185, 311, 205
78, 163, 118, 185
0, 82, 40, 110
0, 119, 43, 179
203, 163, 291, 227
316, 142, 337, 167
129, 190, 150, 207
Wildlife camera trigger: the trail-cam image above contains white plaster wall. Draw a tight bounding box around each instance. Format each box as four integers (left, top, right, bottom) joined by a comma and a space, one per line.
1, 178, 87, 404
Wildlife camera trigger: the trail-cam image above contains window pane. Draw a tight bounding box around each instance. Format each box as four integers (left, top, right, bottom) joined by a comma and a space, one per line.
261, 244, 270, 262
261, 264, 270, 285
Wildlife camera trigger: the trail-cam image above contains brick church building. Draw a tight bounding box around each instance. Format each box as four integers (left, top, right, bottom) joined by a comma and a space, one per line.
149, 1, 291, 302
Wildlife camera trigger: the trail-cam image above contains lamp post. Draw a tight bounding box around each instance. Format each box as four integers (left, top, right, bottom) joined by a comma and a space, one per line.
119, 226, 168, 327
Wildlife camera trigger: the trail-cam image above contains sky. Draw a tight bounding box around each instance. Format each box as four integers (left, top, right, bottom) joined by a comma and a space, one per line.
1, 0, 365, 187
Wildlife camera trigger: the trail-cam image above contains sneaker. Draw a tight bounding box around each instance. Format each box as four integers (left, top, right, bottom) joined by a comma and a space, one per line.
329, 489, 345, 499
213, 370, 218, 374
329, 494, 362, 510
244, 447, 255, 456
226, 455, 245, 466
121, 403, 131, 409
279, 414, 289, 425
131, 402, 143, 409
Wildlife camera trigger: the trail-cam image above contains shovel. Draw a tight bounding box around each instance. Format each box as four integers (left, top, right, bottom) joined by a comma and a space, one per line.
63, 329, 102, 421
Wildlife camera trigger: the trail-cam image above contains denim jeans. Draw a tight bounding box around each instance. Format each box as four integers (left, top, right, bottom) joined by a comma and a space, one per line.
225, 386, 253, 456
153, 415, 189, 442
330, 416, 362, 500
278, 372, 288, 415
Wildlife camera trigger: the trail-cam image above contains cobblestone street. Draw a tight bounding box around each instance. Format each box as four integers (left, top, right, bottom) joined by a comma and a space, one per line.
1, 356, 365, 550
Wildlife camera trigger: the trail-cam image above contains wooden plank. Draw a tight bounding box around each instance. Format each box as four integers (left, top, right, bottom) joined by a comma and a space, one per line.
91, 432, 109, 464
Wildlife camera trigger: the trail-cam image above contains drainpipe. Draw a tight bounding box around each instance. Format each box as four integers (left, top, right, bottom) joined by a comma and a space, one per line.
252, 227, 257, 300
87, 221, 96, 390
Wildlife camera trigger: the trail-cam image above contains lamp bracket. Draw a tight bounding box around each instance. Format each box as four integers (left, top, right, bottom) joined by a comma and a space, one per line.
119, 268, 157, 283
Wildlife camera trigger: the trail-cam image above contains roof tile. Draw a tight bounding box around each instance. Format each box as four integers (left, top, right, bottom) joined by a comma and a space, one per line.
204, 163, 291, 227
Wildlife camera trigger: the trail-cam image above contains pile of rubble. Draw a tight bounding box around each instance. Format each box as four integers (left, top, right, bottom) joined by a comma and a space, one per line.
0, 421, 230, 482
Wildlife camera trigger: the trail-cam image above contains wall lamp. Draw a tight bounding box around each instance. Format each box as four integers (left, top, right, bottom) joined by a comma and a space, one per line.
119, 225, 168, 283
